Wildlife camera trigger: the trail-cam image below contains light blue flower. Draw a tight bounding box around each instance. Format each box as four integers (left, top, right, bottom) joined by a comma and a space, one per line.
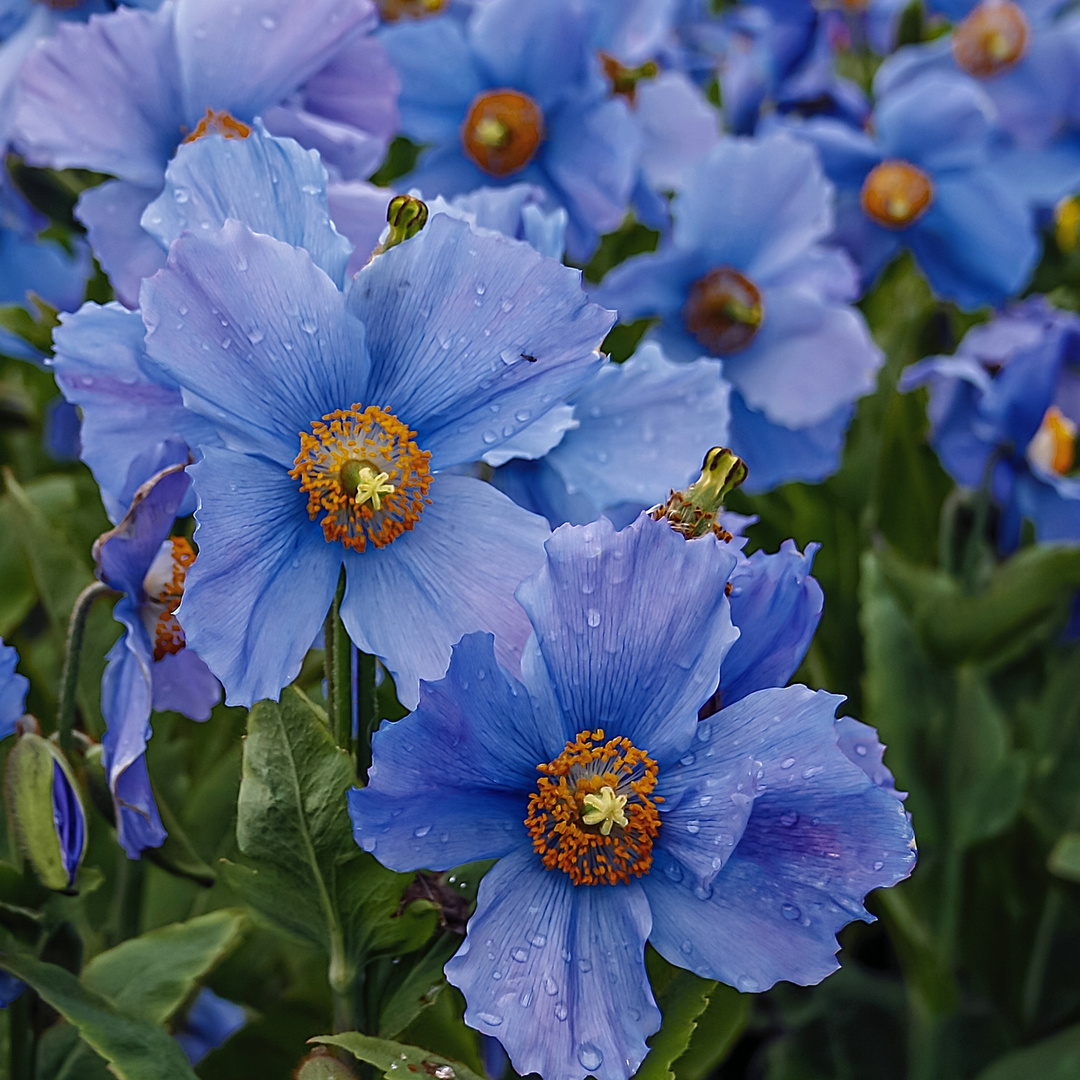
135, 213, 612, 708
597, 131, 882, 491
349, 514, 915, 1080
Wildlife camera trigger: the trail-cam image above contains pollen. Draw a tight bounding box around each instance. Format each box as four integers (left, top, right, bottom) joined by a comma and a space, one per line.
525, 730, 662, 886
182, 108, 252, 144
378, 0, 447, 20
290, 404, 432, 552
952, 1, 1029, 79
682, 267, 764, 356
147, 537, 196, 662
461, 90, 544, 177
1028, 405, 1077, 476
861, 160, 934, 229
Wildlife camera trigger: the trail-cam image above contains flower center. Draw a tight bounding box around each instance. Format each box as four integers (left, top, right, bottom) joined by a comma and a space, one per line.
860, 160, 934, 229
144, 537, 196, 662
952, 0, 1029, 78
461, 90, 545, 178
378, 0, 447, 20
290, 404, 432, 552
682, 267, 764, 355
182, 108, 252, 145
525, 729, 661, 886
1028, 405, 1076, 475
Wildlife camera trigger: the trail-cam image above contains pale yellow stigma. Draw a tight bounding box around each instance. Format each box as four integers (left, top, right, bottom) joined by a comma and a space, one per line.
353, 467, 395, 512
581, 785, 629, 837
1028, 406, 1077, 476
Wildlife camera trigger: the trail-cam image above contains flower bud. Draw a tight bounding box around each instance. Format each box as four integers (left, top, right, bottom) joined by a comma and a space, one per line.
378, 195, 429, 254
295, 1048, 358, 1080
649, 447, 748, 540
4, 733, 87, 892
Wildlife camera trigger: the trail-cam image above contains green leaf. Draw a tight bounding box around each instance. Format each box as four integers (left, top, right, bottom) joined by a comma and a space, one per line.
0, 295, 59, 357
668, 983, 749, 1080
311, 1032, 484, 1080
974, 1022, 1080, 1080
0, 943, 200, 1080
81, 909, 246, 1024
378, 934, 460, 1039
635, 969, 718, 1080
1048, 833, 1080, 883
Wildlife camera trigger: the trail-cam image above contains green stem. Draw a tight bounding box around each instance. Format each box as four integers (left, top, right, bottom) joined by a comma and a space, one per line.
56, 580, 114, 757
355, 652, 378, 781
8, 992, 33, 1080
324, 569, 352, 754
1022, 886, 1064, 1030
959, 452, 999, 595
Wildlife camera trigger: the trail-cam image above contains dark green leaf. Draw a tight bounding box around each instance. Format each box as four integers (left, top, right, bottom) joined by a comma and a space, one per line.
636, 968, 717, 1080
1048, 833, 1080, 883
669, 983, 749, 1080
311, 1032, 484, 1080
974, 1022, 1080, 1080
378, 934, 459, 1039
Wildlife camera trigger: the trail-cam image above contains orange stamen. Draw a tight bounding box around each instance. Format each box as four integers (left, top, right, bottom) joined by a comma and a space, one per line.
182, 109, 252, 145
151, 537, 195, 661
378, 0, 447, 20
525, 729, 662, 887
461, 90, 544, 178
952, 1, 1029, 79
1028, 405, 1076, 476
290, 404, 432, 552
682, 267, 764, 356
861, 160, 934, 229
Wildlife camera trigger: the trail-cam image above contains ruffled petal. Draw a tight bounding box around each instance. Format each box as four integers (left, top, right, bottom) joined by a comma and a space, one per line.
347, 213, 611, 469
12, 4, 182, 184
348, 633, 547, 870
143, 127, 352, 288
173, 0, 376, 125
634, 72, 720, 194
179, 448, 342, 706
151, 649, 221, 721
516, 514, 739, 765
644, 686, 916, 992
445, 848, 660, 1080
140, 221, 371, 467
261, 104, 388, 184
482, 404, 577, 468
721, 541, 824, 705
592, 246, 706, 323
340, 473, 549, 709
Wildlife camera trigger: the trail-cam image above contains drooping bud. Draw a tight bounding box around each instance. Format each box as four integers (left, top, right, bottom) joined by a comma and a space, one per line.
649, 447, 749, 540
860, 161, 934, 229
4, 733, 87, 892
294, 1048, 359, 1080
376, 195, 429, 255
682, 268, 764, 355
952, 0, 1029, 79
461, 90, 545, 177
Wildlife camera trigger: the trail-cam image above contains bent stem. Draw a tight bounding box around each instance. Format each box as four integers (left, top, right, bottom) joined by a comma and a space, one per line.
56, 580, 114, 757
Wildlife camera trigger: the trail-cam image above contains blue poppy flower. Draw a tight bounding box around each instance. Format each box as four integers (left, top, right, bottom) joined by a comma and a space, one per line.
783, 71, 1041, 309
174, 988, 247, 1065
0, 636, 28, 741
378, 0, 640, 260
597, 131, 882, 491
12, 0, 398, 305
900, 296, 1080, 550
492, 341, 731, 528
94, 459, 221, 857
349, 513, 915, 1080
134, 212, 612, 708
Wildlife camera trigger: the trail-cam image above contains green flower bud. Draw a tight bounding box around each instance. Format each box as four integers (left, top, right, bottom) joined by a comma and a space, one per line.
650, 447, 748, 540
295, 1048, 359, 1080
378, 195, 429, 254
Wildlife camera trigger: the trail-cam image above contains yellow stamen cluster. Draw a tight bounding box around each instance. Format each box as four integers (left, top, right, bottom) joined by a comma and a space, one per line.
151, 537, 195, 662
525, 730, 662, 886
182, 109, 252, 144
1028, 405, 1077, 476
290, 404, 432, 552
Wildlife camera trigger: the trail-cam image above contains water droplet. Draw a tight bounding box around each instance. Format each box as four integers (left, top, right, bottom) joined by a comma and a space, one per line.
519, 989, 533, 1008
475, 282, 486, 295
736, 975, 758, 993
543, 976, 558, 996
178, 304, 188, 316
514, 409, 532, 423
481, 430, 498, 444
501, 299, 515, 313
235, 255, 248, 272
577, 1044, 603, 1072
680, 940, 693, 955
300, 316, 318, 335
576, 958, 592, 973
554, 1003, 568, 1021
434, 1068, 455, 1080
173, 187, 190, 204
246, 328, 265, 345
477, 1011, 503, 1027
530, 933, 547, 948
586, 608, 601, 628
686, 821, 701, 834
413, 825, 431, 838
802, 765, 825, 779
780, 757, 796, 770
260, 14, 277, 29
663, 861, 683, 883
699, 795, 713, 807
510, 948, 528, 963
873, 860, 884, 871
854, 743, 868, 756
779, 812, 799, 828
680, 753, 696, 766
782, 903, 800, 921
491, 971, 502, 980
697, 722, 712, 743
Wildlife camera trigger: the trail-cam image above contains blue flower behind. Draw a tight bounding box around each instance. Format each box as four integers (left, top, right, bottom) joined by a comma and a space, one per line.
349, 514, 915, 1080
900, 297, 1080, 550
597, 132, 882, 491
174, 988, 247, 1065
0, 636, 28, 741
94, 459, 221, 857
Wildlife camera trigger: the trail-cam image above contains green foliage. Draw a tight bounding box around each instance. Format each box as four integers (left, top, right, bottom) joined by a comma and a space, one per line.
312, 1031, 485, 1080
637, 964, 719, 1080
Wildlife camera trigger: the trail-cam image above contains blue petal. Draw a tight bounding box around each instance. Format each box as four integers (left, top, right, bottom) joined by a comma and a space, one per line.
672, 134, 833, 281
348, 633, 546, 870
175, 988, 247, 1066
721, 541, 824, 705
12, 4, 181, 184
644, 686, 916, 992
76, 181, 168, 309
340, 474, 549, 709
51, 760, 85, 887
1013, 470, 1080, 543
634, 72, 720, 194
516, 514, 740, 765
836, 717, 902, 797
180, 448, 341, 706
143, 127, 352, 288
444, 847, 660, 1080
173, 0, 375, 125
140, 221, 371, 467
0, 639, 28, 740
545, 345, 731, 512
151, 649, 221, 721
346, 214, 611, 469
491, 457, 604, 529
593, 246, 705, 323
327, 180, 395, 275
481, 403, 577, 468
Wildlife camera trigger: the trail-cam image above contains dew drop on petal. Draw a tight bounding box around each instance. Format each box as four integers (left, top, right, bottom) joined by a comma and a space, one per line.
782, 903, 800, 921
554, 1003, 568, 1021
577, 1044, 603, 1072
510, 948, 528, 963
477, 1012, 503, 1027
413, 825, 431, 838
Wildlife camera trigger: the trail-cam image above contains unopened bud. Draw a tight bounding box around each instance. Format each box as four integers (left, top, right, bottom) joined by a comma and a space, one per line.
295, 1048, 358, 1080
378, 195, 429, 254
5, 733, 87, 892
650, 447, 748, 540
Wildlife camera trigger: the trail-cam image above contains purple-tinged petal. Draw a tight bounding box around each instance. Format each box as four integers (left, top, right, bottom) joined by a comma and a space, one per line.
491, 457, 604, 530
339, 474, 548, 709
327, 179, 395, 275
261, 104, 388, 184
12, 4, 181, 184
151, 649, 220, 721
836, 717, 901, 797
516, 515, 740, 765
0, 639, 28, 740
140, 221, 371, 467
179, 448, 341, 706
76, 181, 167, 309
721, 541, 823, 705
445, 847, 660, 1080
645, 686, 915, 992
593, 246, 706, 324
634, 72, 720, 194
346, 214, 611, 469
